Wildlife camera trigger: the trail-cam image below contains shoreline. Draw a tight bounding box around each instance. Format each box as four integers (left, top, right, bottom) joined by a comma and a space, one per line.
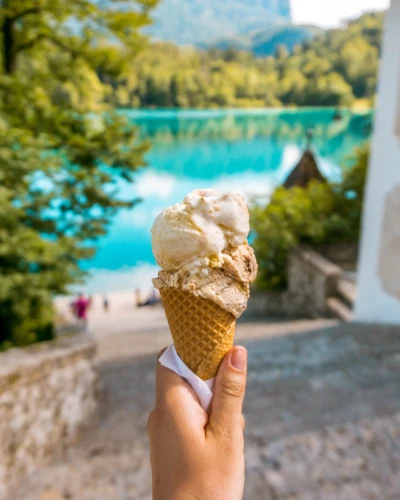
55, 287, 158, 308
54, 287, 162, 335
117, 106, 373, 117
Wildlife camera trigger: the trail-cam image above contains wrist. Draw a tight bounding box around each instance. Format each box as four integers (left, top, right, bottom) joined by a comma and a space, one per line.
154, 489, 203, 500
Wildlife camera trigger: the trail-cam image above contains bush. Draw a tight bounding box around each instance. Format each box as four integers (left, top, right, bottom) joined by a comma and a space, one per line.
250, 145, 369, 290
0, 293, 54, 351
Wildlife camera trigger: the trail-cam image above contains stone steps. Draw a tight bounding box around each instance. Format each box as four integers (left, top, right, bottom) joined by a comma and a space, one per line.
326, 275, 357, 322
326, 296, 354, 322
337, 277, 357, 306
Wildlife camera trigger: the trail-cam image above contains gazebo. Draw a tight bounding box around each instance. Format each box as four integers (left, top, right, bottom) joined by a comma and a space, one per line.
283, 148, 327, 189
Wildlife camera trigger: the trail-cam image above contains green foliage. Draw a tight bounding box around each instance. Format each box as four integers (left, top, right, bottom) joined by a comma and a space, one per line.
0, 0, 157, 348
106, 12, 383, 109
250, 145, 369, 290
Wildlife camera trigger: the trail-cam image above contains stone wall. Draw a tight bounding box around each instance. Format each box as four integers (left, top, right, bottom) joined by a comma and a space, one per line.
245, 290, 297, 318
313, 242, 358, 272
0, 335, 97, 499
246, 246, 342, 318
287, 246, 342, 316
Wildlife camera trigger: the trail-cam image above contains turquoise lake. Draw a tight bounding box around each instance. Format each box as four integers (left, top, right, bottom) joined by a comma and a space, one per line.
83, 109, 372, 293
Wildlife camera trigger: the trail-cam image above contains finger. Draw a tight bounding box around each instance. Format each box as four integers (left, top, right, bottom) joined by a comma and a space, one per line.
208, 346, 247, 435
155, 356, 194, 408
154, 347, 178, 407
155, 354, 205, 417
154, 358, 208, 433
155, 347, 185, 408
157, 347, 168, 361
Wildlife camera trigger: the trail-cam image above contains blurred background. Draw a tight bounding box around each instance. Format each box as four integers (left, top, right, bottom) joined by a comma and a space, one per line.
1, 0, 400, 499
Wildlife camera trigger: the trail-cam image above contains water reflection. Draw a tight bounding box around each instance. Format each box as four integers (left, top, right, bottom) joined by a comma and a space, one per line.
85, 109, 372, 293
126, 109, 372, 163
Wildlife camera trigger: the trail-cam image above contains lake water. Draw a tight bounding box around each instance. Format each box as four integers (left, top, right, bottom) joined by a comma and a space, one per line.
83, 109, 372, 294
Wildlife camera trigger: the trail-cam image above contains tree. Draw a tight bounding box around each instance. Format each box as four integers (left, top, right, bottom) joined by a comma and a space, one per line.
0, 0, 158, 347
275, 44, 289, 61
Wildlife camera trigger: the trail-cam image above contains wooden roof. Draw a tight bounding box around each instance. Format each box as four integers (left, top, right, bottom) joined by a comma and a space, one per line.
283, 149, 327, 189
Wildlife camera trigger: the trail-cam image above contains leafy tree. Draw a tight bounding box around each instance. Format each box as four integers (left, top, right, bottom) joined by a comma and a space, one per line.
0, 0, 158, 347
275, 44, 289, 61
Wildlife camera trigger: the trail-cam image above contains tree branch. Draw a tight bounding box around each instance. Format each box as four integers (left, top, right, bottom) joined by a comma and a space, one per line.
13, 34, 80, 57
45, 36, 81, 57
11, 7, 40, 22
13, 34, 46, 54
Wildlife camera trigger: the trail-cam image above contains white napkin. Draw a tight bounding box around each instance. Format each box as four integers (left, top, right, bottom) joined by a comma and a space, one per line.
159, 344, 215, 412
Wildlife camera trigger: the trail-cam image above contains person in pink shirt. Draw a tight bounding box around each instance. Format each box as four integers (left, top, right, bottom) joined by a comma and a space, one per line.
72, 293, 90, 330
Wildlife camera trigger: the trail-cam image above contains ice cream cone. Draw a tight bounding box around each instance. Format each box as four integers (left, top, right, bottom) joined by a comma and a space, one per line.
160, 288, 236, 381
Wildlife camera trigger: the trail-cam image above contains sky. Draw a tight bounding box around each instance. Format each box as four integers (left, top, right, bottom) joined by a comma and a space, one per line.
291, 0, 390, 28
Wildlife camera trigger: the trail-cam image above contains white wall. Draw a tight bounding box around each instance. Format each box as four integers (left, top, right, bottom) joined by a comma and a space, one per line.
355, 0, 400, 324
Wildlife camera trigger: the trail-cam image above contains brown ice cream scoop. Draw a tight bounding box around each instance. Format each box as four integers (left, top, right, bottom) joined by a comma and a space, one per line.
222, 244, 258, 283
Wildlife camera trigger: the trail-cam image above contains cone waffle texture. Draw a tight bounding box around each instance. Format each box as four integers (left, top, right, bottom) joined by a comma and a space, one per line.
160, 288, 236, 381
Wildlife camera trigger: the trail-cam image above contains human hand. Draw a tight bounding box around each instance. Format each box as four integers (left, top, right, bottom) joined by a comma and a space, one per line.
148, 346, 247, 500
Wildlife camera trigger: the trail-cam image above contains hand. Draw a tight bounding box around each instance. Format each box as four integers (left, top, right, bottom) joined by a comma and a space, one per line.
148, 346, 247, 500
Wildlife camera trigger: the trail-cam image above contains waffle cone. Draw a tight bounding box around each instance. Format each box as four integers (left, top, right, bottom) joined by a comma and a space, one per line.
160, 288, 236, 380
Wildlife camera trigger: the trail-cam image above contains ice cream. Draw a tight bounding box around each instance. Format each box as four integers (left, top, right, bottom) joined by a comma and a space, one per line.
151, 189, 257, 380
151, 189, 257, 317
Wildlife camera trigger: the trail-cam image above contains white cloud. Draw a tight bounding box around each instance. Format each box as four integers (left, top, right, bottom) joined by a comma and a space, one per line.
135, 171, 176, 199
291, 0, 390, 28
319, 157, 341, 181
212, 172, 276, 202
118, 207, 151, 227
278, 144, 303, 181
118, 203, 169, 228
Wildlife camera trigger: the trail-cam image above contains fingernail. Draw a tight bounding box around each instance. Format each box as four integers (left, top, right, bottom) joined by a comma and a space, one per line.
231, 347, 247, 371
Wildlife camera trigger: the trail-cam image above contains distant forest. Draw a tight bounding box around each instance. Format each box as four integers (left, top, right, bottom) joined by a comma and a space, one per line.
100, 12, 383, 109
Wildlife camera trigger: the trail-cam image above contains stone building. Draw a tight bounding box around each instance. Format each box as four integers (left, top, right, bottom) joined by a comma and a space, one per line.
355, 0, 400, 324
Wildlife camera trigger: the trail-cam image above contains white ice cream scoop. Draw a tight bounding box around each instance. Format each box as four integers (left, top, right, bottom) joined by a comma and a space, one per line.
151, 189, 250, 272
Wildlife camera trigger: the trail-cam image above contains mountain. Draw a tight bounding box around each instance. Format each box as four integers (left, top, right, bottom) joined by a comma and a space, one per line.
214, 24, 324, 57
145, 0, 292, 46
251, 25, 323, 56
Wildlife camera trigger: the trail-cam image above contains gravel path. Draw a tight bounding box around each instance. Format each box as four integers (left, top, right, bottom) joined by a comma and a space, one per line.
10, 307, 400, 499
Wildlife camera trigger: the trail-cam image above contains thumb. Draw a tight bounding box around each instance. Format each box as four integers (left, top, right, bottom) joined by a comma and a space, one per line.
208, 346, 247, 433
